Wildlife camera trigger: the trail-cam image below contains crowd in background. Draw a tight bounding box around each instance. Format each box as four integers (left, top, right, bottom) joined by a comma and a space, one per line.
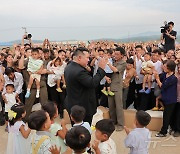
0, 34, 180, 153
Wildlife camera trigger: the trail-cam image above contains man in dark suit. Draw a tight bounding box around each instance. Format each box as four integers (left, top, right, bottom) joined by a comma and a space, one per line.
64, 47, 106, 125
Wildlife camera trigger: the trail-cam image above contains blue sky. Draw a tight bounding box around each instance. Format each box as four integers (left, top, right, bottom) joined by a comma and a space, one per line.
0, 0, 179, 41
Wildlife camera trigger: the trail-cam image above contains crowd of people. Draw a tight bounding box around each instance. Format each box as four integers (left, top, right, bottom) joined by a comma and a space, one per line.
0, 30, 180, 153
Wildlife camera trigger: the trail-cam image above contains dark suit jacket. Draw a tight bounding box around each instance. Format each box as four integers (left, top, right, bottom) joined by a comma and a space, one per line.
64, 61, 106, 116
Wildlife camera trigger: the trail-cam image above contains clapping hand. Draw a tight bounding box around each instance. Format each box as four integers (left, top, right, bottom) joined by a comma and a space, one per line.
98, 57, 108, 70
49, 145, 60, 154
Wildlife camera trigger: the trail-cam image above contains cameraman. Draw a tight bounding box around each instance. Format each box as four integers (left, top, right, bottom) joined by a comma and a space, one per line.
161, 21, 177, 53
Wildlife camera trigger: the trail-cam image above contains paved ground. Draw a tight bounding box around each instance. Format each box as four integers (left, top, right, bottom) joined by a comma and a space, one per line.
0, 116, 180, 154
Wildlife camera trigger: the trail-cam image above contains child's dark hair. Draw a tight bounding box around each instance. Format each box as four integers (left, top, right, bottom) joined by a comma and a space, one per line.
55, 57, 61, 63
58, 49, 66, 54
116, 47, 125, 56
5, 67, 15, 76
126, 58, 134, 65
107, 49, 113, 55
98, 49, 104, 53
6, 84, 14, 89
65, 126, 91, 152
95, 119, 115, 137
144, 52, 151, 57
9, 103, 25, 126
71, 105, 86, 123
42, 102, 57, 120
136, 110, 151, 127
28, 110, 47, 131
31, 48, 39, 53
43, 48, 50, 53
135, 45, 143, 49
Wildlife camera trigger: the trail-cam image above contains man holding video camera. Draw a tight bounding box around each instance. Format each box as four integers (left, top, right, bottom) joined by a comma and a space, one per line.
161, 21, 177, 53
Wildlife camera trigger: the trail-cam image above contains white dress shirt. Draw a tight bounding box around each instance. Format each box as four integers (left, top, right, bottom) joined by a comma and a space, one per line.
3, 72, 24, 95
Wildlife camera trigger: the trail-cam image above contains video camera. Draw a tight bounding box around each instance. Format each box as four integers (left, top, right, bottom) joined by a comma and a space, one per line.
160, 21, 170, 33
22, 27, 32, 39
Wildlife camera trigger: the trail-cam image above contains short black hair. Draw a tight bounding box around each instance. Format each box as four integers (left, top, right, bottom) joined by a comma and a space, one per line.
115, 47, 125, 56
168, 21, 174, 26
98, 49, 104, 53
28, 110, 47, 131
144, 52, 151, 57
95, 119, 115, 137
72, 47, 89, 58
107, 49, 113, 55
9, 103, 25, 126
25, 48, 32, 52
152, 49, 161, 55
43, 48, 50, 53
5, 67, 15, 76
126, 58, 134, 65
5, 54, 13, 59
71, 105, 86, 123
135, 45, 143, 49
58, 49, 66, 54
24, 43, 31, 48
65, 126, 91, 152
31, 48, 39, 53
42, 102, 57, 120
162, 60, 168, 65
6, 84, 14, 89
53, 57, 61, 64
136, 110, 151, 127
166, 60, 176, 72
36, 47, 43, 51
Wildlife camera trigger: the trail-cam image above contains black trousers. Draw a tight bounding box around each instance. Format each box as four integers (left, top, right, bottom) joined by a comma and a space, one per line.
160, 103, 176, 134
171, 103, 180, 132
104, 73, 113, 87
133, 83, 143, 110
126, 79, 136, 108
138, 88, 156, 111
48, 84, 66, 117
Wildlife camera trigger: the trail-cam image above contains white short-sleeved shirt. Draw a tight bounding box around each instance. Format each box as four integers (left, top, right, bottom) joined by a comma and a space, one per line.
134, 57, 144, 84
47, 61, 67, 87
124, 127, 151, 154
73, 121, 92, 134
5, 92, 17, 112
153, 60, 163, 74
98, 138, 117, 154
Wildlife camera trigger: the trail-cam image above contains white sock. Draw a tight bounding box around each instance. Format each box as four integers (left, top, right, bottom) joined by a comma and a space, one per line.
27, 88, 30, 93
36, 90, 40, 98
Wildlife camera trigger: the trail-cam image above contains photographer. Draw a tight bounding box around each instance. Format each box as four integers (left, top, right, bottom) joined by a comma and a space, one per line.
161, 21, 177, 53
21, 28, 33, 48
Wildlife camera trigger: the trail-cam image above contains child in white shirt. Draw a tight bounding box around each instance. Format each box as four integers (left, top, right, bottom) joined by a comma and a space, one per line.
47, 57, 66, 92
71, 105, 92, 134
101, 49, 114, 96
25, 48, 43, 98
92, 119, 117, 154
139, 53, 154, 94
3, 84, 20, 132
124, 110, 151, 154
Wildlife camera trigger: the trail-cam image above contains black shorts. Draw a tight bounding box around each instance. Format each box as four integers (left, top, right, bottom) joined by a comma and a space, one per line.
5, 112, 8, 121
